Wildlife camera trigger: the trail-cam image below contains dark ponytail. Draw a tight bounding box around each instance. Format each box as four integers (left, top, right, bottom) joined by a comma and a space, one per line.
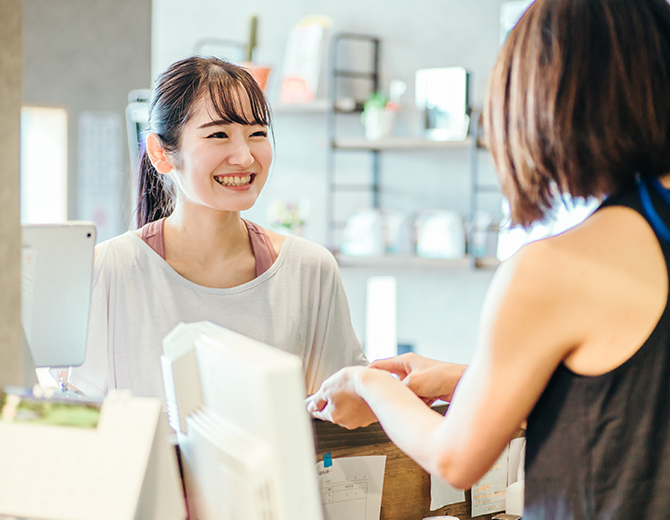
136, 147, 175, 228
134, 55, 272, 229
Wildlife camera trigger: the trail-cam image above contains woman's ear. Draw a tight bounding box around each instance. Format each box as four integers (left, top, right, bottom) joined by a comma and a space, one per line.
146, 133, 174, 174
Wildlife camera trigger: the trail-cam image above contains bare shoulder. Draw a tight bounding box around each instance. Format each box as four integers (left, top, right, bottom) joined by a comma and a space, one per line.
487, 205, 665, 348
550, 205, 666, 288
504, 205, 668, 374
510, 205, 665, 291
481, 236, 575, 359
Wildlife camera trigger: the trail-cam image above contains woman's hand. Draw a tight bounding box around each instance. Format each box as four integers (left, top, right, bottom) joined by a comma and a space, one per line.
371, 353, 467, 404
306, 366, 380, 429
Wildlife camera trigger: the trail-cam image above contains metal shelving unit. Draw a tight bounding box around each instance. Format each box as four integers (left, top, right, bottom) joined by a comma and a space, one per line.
468, 111, 502, 269
335, 254, 471, 270
334, 137, 472, 151
326, 33, 381, 249
323, 32, 500, 267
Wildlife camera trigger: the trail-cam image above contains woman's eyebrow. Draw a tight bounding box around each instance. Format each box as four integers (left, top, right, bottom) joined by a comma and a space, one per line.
197, 120, 230, 130
198, 119, 266, 129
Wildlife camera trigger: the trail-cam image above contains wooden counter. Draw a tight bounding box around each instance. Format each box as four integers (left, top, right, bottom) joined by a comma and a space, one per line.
312, 404, 516, 520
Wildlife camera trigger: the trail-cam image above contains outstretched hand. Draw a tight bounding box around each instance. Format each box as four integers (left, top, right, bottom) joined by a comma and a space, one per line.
306, 366, 379, 430
370, 353, 467, 404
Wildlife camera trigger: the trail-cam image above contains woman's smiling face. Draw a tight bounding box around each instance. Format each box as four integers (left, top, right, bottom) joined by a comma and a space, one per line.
167, 90, 272, 213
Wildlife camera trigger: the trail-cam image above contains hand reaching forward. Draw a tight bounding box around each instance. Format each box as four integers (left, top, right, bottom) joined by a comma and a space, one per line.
306, 366, 380, 430
370, 353, 467, 404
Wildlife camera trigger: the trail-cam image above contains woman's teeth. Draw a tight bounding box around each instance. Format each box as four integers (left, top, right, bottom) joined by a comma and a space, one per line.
215, 174, 252, 187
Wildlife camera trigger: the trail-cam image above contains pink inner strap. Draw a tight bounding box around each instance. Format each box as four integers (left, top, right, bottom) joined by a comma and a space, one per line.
140, 218, 166, 259
139, 217, 277, 277
243, 219, 278, 277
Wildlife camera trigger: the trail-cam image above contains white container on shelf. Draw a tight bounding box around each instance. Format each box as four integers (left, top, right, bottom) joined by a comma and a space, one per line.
384, 210, 414, 256
340, 209, 386, 256
416, 67, 470, 141
361, 107, 396, 141
416, 211, 465, 259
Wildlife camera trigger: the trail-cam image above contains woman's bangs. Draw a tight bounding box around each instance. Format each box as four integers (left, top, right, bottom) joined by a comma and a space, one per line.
207, 70, 270, 127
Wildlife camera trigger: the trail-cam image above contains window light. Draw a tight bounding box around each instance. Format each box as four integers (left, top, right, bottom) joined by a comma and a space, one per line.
21, 106, 68, 223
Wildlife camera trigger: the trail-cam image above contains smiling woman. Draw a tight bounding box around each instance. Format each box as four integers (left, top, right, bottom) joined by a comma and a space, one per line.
147, 93, 272, 218
68, 56, 367, 401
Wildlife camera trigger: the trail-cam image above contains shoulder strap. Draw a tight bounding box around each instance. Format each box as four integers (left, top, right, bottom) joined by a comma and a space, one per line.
638, 176, 670, 244
139, 218, 166, 259
243, 219, 278, 277
140, 217, 277, 276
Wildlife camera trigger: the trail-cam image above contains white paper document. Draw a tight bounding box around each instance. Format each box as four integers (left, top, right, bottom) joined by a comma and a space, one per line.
316, 455, 386, 520
471, 446, 509, 517
508, 437, 526, 485
279, 22, 325, 103
430, 474, 465, 510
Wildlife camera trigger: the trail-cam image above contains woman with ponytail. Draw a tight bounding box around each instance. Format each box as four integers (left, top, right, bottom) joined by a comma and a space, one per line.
69, 56, 366, 400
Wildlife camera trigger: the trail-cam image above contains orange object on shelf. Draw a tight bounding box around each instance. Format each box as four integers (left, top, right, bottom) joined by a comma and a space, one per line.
241, 62, 271, 92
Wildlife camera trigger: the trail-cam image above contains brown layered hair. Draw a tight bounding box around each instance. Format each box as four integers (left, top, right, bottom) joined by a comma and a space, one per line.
136, 56, 271, 228
485, 0, 670, 227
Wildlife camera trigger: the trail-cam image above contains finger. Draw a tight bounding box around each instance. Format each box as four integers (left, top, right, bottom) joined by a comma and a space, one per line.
370, 358, 409, 378
423, 397, 438, 407
310, 405, 334, 423
402, 373, 421, 393
306, 396, 327, 413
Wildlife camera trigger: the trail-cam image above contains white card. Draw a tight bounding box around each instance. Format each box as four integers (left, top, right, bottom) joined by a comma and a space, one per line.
430, 474, 465, 510
316, 455, 386, 520
471, 446, 508, 517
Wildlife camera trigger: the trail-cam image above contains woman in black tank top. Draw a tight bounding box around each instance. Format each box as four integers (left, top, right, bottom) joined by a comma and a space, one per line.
306, 1, 670, 518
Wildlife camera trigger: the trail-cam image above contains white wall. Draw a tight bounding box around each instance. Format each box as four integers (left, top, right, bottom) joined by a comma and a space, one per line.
341, 265, 495, 363
152, 0, 510, 362
24, 0, 152, 232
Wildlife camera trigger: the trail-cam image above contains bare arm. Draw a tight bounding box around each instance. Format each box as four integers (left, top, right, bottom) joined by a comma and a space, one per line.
309, 206, 667, 488
308, 240, 578, 488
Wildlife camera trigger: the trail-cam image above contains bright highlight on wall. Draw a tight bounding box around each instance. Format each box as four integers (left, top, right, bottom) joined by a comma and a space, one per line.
365, 276, 398, 362
21, 106, 68, 223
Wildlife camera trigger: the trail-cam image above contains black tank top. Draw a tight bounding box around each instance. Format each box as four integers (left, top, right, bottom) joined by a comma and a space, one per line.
524, 176, 670, 520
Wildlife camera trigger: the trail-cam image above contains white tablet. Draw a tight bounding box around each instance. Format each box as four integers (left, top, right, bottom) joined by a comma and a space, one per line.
21, 222, 96, 368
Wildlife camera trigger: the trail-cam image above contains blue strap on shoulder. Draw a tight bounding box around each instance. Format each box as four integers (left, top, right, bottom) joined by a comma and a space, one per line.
651, 176, 670, 207
637, 175, 670, 244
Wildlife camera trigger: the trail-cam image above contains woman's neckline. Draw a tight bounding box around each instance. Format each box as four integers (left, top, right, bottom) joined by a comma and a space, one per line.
126, 228, 293, 294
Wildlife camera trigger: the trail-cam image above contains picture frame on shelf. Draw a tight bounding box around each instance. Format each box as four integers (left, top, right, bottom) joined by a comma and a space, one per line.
415, 67, 470, 142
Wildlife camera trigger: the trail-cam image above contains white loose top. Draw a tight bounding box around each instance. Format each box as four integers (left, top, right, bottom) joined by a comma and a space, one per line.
69, 231, 367, 400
